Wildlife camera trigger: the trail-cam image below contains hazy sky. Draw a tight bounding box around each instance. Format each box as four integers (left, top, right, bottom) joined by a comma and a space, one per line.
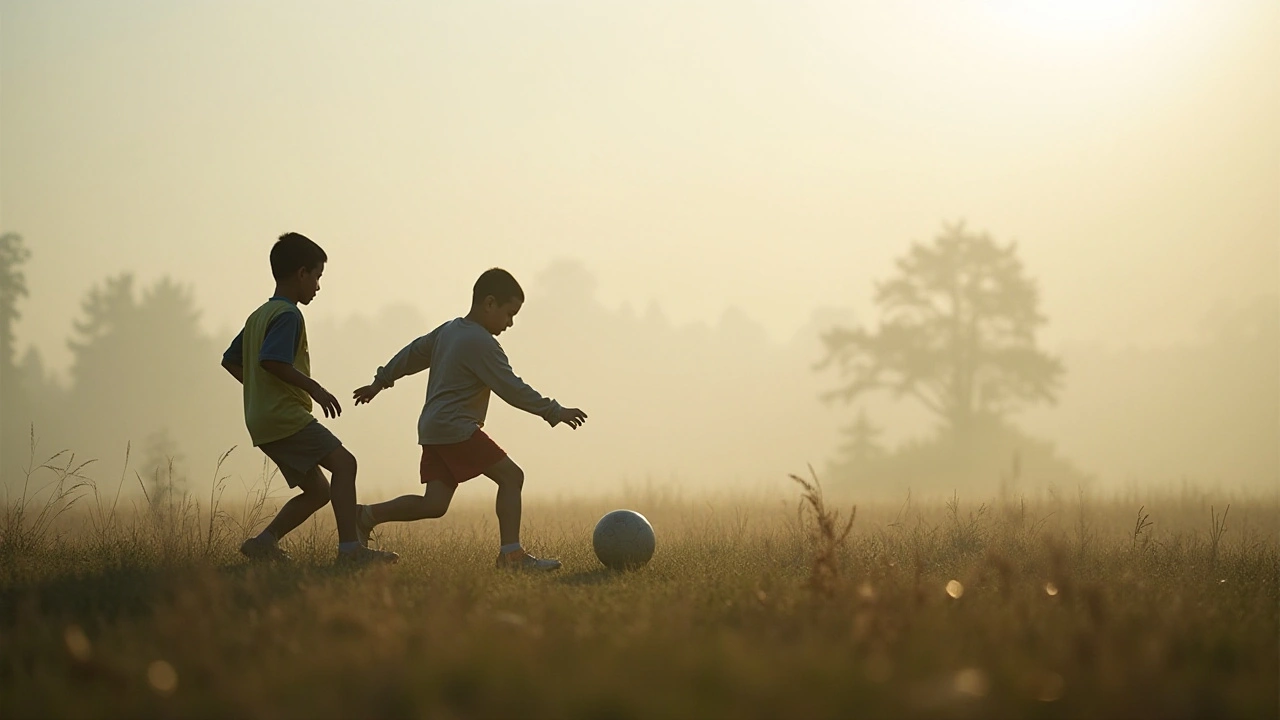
3, 0, 1277, 376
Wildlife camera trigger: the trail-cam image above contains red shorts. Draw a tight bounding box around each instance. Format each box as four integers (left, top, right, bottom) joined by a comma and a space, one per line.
420, 429, 507, 486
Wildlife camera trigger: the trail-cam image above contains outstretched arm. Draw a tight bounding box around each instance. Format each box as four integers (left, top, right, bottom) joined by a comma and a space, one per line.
471, 344, 587, 429
354, 329, 439, 405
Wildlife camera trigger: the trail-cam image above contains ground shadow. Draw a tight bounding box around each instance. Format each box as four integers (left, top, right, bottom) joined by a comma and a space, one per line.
554, 568, 629, 587
0, 557, 322, 627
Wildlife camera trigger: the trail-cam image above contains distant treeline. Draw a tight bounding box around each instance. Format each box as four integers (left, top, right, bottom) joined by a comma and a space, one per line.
1, 231, 1276, 499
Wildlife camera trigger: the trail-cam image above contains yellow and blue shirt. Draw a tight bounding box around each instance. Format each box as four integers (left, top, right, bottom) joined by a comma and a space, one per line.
223, 297, 313, 445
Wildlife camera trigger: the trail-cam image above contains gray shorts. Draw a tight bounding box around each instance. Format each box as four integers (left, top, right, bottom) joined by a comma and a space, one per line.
258, 420, 343, 488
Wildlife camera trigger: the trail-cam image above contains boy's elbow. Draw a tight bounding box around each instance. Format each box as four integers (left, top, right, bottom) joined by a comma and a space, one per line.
221, 360, 244, 382
259, 359, 294, 377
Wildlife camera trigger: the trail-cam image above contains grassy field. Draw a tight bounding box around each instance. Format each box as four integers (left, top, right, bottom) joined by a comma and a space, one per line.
1, 457, 1277, 719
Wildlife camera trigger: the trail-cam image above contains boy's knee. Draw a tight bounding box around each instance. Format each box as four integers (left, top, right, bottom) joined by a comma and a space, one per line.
501, 466, 524, 490
324, 447, 357, 478
297, 469, 331, 505
423, 498, 448, 519
309, 484, 331, 506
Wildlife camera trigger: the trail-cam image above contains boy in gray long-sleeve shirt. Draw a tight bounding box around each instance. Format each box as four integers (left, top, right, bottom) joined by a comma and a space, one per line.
351, 268, 587, 570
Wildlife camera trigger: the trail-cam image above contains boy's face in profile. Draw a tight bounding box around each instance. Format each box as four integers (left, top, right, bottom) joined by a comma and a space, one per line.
295, 263, 324, 305
477, 296, 522, 336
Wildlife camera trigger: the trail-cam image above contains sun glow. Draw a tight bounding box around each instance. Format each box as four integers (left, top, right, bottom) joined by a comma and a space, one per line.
986, 0, 1162, 45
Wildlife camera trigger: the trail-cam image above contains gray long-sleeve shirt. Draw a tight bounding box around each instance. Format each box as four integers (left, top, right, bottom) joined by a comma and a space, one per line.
372, 317, 563, 445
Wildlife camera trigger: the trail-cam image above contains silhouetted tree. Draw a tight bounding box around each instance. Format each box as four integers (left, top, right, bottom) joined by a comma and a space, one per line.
827, 409, 888, 482
68, 275, 207, 391
140, 428, 188, 508
837, 410, 885, 465
819, 223, 1063, 438
66, 274, 219, 464
1, 233, 33, 474
0, 233, 30, 386
68, 274, 139, 386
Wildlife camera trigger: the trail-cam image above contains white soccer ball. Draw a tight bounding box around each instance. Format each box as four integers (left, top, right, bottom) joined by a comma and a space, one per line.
592, 509, 656, 570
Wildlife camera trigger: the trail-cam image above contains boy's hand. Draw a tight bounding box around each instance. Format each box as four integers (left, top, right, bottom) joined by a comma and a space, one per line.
352, 384, 382, 406
309, 382, 343, 418
557, 407, 588, 429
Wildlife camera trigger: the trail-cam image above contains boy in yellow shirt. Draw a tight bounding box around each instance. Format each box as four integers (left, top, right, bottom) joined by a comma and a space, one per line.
222, 233, 397, 564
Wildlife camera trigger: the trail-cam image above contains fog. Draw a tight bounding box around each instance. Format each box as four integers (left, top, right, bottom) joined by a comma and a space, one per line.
2, 1, 1276, 500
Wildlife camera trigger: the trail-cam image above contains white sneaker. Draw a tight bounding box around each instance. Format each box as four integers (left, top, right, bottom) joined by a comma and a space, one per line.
355, 505, 376, 545
495, 548, 562, 571
337, 545, 399, 565
240, 536, 292, 563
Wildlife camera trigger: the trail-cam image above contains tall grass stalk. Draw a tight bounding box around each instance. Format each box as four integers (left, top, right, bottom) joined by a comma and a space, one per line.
789, 466, 855, 596
1, 427, 92, 557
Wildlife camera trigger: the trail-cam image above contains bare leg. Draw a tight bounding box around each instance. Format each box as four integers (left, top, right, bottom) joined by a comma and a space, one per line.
318, 446, 359, 544
483, 457, 524, 547
368, 481, 456, 525
264, 468, 330, 540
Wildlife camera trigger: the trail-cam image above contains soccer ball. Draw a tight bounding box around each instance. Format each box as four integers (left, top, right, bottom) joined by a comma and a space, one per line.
592, 509, 656, 570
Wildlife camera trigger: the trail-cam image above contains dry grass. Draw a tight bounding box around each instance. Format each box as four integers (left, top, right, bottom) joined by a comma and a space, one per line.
1, 460, 1277, 719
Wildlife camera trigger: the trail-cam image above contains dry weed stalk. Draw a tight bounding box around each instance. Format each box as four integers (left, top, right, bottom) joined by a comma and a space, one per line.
1131, 505, 1153, 551
229, 456, 280, 539
1, 426, 92, 556
789, 466, 856, 597
203, 447, 236, 558
87, 442, 131, 554
1209, 504, 1230, 565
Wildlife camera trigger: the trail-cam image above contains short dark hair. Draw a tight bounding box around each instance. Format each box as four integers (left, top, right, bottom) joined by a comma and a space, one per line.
270, 232, 327, 280
472, 268, 524, 306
